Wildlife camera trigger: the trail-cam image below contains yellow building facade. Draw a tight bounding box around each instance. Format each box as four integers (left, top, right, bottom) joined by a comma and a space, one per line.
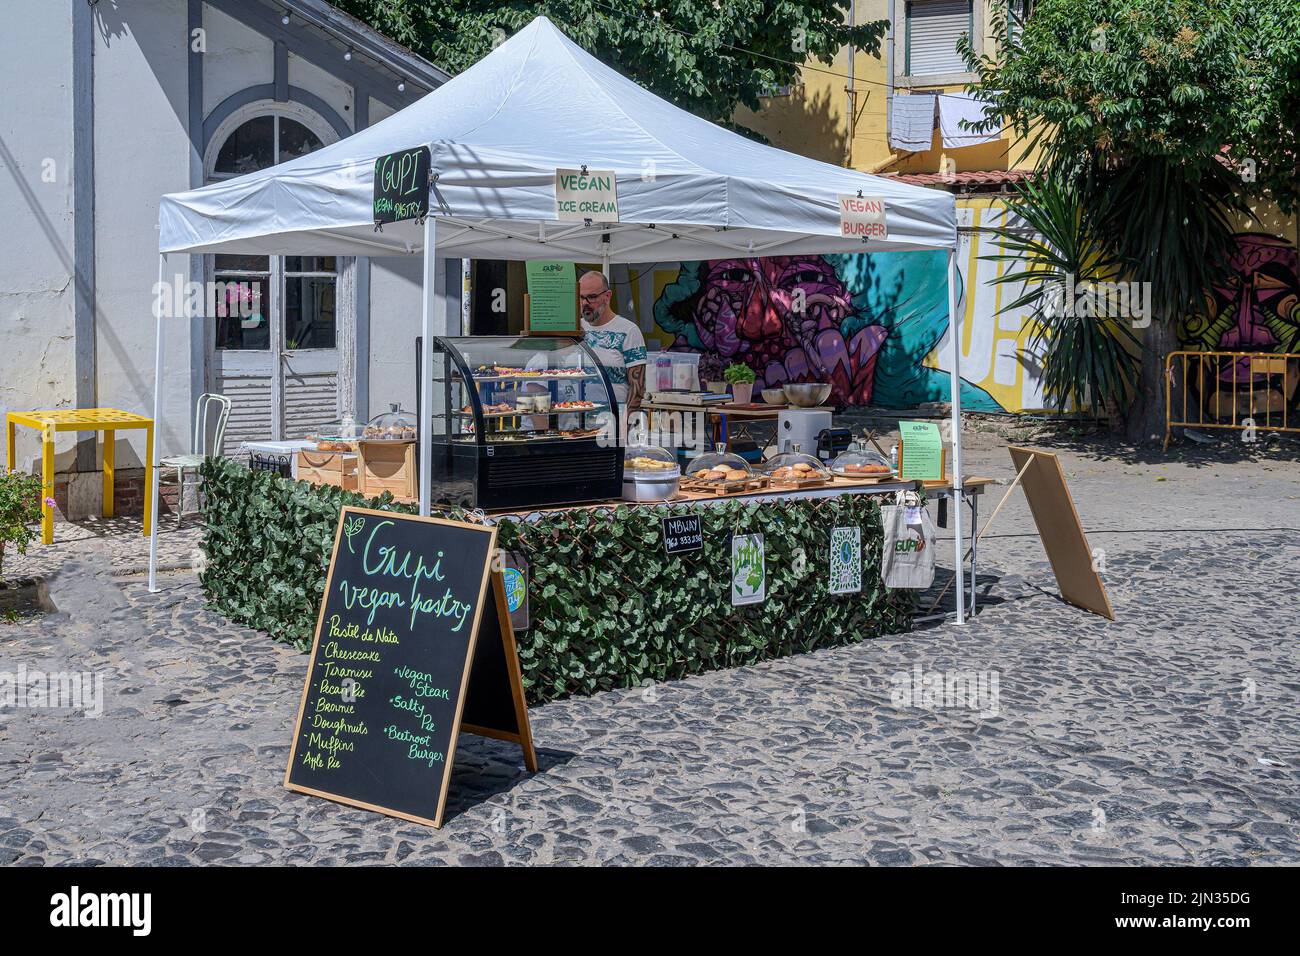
736, 0, 1035, 177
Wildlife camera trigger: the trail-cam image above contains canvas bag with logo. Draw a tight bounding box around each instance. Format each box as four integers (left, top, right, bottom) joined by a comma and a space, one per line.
880, 499, 936, 589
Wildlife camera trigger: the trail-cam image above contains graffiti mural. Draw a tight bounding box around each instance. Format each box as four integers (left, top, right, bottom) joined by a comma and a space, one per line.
605, 200, 1048, 413
651, 251, 1004, 412
1176, 232, 1300, 420
1178, 233, 1300, 355
602, 221, 1299, 417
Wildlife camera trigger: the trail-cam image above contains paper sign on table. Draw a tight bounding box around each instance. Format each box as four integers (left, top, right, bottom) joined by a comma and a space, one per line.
898, 420, 944, 481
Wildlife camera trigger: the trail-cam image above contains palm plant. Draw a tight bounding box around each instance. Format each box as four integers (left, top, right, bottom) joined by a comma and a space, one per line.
980, 173, 1141, 421
1089, 155, 1245, 440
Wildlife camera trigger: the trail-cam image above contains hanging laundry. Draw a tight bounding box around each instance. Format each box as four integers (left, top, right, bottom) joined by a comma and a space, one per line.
888, 94, 938, 152
938, 92, 1001, 148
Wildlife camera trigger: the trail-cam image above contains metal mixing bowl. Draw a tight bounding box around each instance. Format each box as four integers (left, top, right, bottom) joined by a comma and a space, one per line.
760, 387, 787, 404
782, 383, 832, 407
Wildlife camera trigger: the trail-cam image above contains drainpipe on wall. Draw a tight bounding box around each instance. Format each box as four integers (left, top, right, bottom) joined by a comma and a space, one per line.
885, 3, 895, 171
72, 0, 97, 473
844, 2, 855, 168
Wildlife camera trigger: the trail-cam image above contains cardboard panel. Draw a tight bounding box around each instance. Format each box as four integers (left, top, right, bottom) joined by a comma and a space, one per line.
1008, 446, 1114, 620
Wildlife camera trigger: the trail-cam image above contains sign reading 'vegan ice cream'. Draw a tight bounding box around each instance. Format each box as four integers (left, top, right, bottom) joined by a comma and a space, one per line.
838, 195, 888, 240
555, 167, 619, 222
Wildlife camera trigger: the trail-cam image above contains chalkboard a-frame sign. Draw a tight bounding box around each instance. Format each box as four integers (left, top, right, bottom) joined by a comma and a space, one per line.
285, 507, 537, 828
373, 145, 431, 226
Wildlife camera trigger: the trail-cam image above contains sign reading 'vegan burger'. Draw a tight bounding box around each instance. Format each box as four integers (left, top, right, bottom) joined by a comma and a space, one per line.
838, 194, 887, 241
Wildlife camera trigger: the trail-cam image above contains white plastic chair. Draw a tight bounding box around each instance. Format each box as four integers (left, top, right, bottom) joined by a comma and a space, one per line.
161, 393, 231, 521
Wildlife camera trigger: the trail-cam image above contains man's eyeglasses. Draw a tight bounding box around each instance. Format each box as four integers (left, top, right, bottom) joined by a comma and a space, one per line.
579, 291, 609, 302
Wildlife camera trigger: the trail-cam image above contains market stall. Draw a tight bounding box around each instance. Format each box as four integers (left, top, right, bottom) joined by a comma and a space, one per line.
154, 16, 972, 621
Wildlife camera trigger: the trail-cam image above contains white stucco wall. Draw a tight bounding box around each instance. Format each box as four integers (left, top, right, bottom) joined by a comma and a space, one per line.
368, 256, 425, 415
93, 0, 194, 466
369, 97, 396, 124
367, 258, 464, 419
1, 0, 449, 477
289, 53, 355, 132
201, 4, 273, 117
0, 1, 77, 472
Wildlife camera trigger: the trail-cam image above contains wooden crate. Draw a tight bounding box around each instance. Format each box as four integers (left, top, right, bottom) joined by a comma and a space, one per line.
297, 449, 358, 491
358, 440, 416, 500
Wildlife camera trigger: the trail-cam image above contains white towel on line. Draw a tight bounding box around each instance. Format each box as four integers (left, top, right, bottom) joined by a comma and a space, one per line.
888, 94, 937, 151
938, 92, 1001, 148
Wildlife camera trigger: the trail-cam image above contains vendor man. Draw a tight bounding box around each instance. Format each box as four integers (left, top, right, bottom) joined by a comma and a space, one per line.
578, 269, 646, 413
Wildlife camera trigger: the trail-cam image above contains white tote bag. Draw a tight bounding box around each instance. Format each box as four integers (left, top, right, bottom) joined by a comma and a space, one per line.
880, 501, 936, 589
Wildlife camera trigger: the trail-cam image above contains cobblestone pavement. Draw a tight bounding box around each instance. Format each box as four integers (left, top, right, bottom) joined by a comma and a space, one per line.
2, 432, 1298, 866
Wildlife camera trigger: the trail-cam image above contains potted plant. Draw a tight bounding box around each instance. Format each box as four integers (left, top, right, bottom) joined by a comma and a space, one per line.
723, 362, 757, 404
0, 472, 44, 580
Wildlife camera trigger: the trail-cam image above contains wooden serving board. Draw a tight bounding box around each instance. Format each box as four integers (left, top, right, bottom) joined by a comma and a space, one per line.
768, 475, 832, 490
679, 475, 771, 496
831, 472, 897, 485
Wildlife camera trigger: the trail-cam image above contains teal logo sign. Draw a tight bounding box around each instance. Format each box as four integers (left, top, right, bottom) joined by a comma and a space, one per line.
503, 567, 526, 613
828, 526, 862, 594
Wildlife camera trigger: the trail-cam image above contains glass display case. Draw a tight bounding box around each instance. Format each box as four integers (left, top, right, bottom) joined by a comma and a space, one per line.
424, 335, 624, 508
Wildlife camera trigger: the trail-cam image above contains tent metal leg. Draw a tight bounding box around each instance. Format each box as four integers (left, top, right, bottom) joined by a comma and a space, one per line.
148, 253, 165, 593
418, 217, 436, 516
946, 247, 965, 625
969, 493, 978, 615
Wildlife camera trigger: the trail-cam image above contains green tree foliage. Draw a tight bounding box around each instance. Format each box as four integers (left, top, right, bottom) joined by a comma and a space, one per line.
963, 1, 1297, 442
335, 1, 886, 128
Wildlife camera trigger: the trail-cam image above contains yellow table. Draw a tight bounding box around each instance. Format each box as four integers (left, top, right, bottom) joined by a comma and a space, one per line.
5, 408, 154, 544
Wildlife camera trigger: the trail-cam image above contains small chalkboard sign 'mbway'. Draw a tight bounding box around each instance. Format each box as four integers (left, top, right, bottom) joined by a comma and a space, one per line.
373, 145, 431, 226
285, 507, 536, 828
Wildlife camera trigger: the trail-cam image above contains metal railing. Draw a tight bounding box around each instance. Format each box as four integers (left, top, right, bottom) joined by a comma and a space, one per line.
1164, 350, 1300, 450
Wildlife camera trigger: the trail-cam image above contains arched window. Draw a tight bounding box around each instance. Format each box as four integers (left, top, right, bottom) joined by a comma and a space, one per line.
211, 114, 325, 178
205, 104, 338, 353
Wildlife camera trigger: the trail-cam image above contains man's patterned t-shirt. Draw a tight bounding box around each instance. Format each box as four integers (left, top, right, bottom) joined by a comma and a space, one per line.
581, 314, 647, 403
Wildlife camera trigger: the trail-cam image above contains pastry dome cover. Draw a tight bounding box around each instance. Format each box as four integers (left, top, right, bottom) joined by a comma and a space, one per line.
685, 443, 753, 480
831, 440, 893, 477
624, 443, 679, 476
362, 403, 417, 441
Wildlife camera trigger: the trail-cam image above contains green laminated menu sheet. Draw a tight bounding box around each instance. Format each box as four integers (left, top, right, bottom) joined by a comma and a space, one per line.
526, 260, 578, 332
898, 420, 945, 481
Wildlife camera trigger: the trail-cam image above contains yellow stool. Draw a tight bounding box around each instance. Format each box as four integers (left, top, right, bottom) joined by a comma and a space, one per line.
5, 408, 155, 544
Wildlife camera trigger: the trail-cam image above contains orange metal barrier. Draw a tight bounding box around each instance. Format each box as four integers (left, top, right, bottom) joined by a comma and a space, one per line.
1164, 351, 1300, 450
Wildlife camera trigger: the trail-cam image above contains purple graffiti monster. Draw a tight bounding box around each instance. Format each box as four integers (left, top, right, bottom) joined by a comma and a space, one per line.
674, 256, 887, 405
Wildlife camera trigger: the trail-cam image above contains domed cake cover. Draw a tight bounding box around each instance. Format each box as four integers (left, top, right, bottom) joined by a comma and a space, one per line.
314, 415, 362, 441
362, 403, 417, 441
685, 442, 753, 477
624, 442, 679, 476
831, 438, 893, 476
765, 442, 830, 476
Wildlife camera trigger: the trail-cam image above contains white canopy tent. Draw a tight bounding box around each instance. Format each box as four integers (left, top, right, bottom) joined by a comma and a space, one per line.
154, 16, 969, 619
